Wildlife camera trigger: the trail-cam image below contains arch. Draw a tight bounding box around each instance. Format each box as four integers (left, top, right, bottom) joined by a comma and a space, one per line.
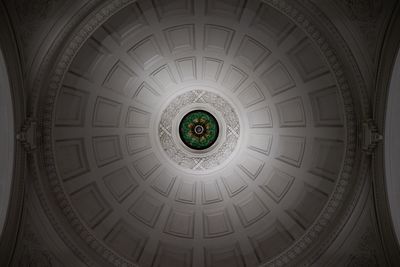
0, 43, 14, 240
385, 40, 400, 249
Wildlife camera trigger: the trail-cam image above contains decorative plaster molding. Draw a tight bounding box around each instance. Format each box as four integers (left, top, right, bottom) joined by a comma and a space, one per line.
345, 228, 380, 266
27, 0, 370, 266
16, 117, 37, 153
335, 0, 384, 59
159, 90, 240, 172
336, 0, 383, 22
362, 119, 383, 155
16, 215, 58, 267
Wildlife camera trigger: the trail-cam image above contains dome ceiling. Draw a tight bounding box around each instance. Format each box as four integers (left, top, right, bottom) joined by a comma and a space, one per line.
35, 0, 358, 266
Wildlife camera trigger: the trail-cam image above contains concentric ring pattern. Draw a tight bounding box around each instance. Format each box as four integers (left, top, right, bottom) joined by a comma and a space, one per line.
178, 110, 219, 150
159, 89, 240, 172
50, 0, 350, 266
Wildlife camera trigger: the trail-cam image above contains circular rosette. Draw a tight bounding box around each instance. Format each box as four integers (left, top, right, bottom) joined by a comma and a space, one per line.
179, 110, 219, 150
158, 90, 241, 172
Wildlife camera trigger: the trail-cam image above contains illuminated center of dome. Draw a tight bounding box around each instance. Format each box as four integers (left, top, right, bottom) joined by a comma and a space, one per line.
158, 89, 240, 172
179, 110, 219, 150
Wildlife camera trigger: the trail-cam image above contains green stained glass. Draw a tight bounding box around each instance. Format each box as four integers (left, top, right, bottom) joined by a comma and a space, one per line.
179, 110, 219, 150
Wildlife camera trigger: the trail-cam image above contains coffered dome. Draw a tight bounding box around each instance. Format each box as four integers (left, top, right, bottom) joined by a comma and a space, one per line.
32, 0, 362, 266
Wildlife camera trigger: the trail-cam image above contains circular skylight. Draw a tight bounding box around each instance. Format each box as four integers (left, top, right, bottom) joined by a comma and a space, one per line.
179, 110, 219, 150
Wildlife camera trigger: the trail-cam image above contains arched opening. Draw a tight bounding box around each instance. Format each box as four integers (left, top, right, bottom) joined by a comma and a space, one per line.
385, 45, 400, 246
0, 48, 15, 240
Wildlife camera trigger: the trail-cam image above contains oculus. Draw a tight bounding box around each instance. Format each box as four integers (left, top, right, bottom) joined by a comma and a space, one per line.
179, 110, 219, 150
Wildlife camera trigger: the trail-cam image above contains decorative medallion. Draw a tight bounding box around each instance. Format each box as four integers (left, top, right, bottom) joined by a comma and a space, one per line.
179, 110, 219, 150
158, 90, 240, 171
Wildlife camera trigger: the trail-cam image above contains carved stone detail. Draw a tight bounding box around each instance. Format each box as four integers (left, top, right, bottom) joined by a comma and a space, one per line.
12, 0, 65, 57
17, 216, 59, 267
16, 117, 37, 152
362, 119, 383, 155
19, 249, 54, 267
346, 228, 380, 267
337, 0, 383, 22
336, 0, 384, 58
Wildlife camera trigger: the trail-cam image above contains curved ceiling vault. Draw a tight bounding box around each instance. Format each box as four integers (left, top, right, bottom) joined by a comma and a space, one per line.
33, 0, 361, 266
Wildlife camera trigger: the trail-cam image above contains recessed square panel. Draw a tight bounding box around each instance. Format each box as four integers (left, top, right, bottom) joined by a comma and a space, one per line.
275, 135, 306, 167
175, 180, 196, 204
201, 180, 223, 205
69, 38, 109, 80
237, 154, 265, 181
234, 192, 269, 227
151, 64, 176, 90
152, 242, 193, 267
309, 86, 344, 127
70, 182, 112, 228
202, 57, 223, 82
103, 167, 138, 203
251, 3, 295, 42
205, 0, 247, 21
205, 243, 245, 267
221, 172, 248, 197
163, 24, 195, 53
55, 138, 90, 180
151, 169, 177, 197
152, 0, 194, 20
133, 82, 161, 107
125, 133, 151, 155
235, 35, 270, 70
247, 106, 273, 128
93, 97, 122, 127
204, 24, 235, 54
260, 168, 295, 203
222, 65, 248, 92
104, 220, 148, 263
238, 82, 265, 108
102, 3, 147, 44
203, 208, 233, 238
164, 208, 195, 238
102, 60, 138, 96
125, 107, 151, 128
288, 38, 329, 82
92, 135, 122, 167
128, 35, 163, 70
175, 57, 197, 82
275, 96, 306, 127
286, 183, 328, 229
247, 133, 272, 156
309, 138, 344, 182
129, 192, 164, 228
249, 221, 294, 263
260, 61, 295, 96
55, 86, 89, 126
133, 153, 161, 180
